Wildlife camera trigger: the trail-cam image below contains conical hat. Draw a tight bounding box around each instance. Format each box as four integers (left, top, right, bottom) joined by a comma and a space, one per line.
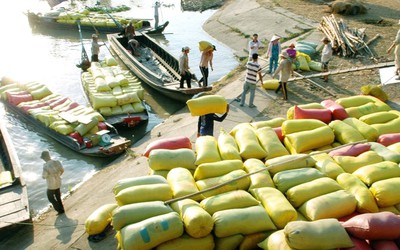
271, 35, 281, 41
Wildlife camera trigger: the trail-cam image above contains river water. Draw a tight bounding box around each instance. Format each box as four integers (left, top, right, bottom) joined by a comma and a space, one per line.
0, 0, 238, 216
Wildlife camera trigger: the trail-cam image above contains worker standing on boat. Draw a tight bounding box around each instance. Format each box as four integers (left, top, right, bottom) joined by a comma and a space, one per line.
154, 1, 161, 29
91, 34, 103, 62
198, 45, 216, 88
41, 150, 65, 215
179, 46, 192, 88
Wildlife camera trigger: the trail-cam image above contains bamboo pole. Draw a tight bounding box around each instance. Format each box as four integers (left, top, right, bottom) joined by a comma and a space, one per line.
164, 140, 368, 205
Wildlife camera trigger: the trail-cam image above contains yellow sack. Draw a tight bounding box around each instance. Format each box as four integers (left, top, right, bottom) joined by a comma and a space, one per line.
230, 122, 253, 137
148, 148, 196, 171
195, 170, 250, 198
329, 120, 365, 144
115, 183, 172, 206
112, 175, 167, 195
239, 232, 271, 250
360, 84, 388, 102
352, 161, 400, 186
156, 233, 214, 250
170, 199, 213, 238
198, 40, 213, 52
186, 95, 227, 116
243, 158, 275, 190
273, 167, 325, 194
213, 205, 276, 238
251, 117, 285, 129
265, 154, 316, 176
256, 127, 289, 159
297, 55, 310, 71
333, 150, 383, 173
116, 92, 141, 106
359, 111, 398, 125
312, 152, 345, 179
262, 79, 280, 90
91, 94, 118, 109
388, 142, 400, 153
371, 117, 400, 135
250, 187, 297, 229
111, 201, 173, 230
234, 126, 267, 160
282, 118, 326, 135
30, 85, 52, 100
85, 203, 118, 235
167, 168, 203, 201
118, 212, 184, 250
284, 126, 335, 153
200, 190, 260, 215
369, 141, 400, 163
308, 60, 323, 72
336, 173, 379, 213
194, 159, 243, 180
370, 177, 400, 207
298, 190, 357, 220
217, 128, 241, 161
105, 56, 118, 66
286, 177, 342, 208
258, 230, 292, 250
336, 95, 386, 108
284, 219, 354, 249
195, 135, 221, 165
343, 117, 379, 142
215, 235, 244, 250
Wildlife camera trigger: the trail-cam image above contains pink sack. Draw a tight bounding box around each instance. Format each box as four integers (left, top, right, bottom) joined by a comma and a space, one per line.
273, 127, 284, 142
377, 133, 400, 147
328, 143, 371, 157
340, 236, 371, 250
293, 105, 332, 124
143, 136, 192, 157
321, 99, 349, 120
7, 91, 33, 106
342, 212, 400, 240
370, 240, 399, 250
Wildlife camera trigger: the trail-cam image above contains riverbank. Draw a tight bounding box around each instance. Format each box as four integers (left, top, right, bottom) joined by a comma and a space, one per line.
1, 0, 399, 249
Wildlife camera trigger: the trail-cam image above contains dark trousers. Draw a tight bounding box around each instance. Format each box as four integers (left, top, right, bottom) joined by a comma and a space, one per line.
275, 81, 288, 100
199, 66, 209, 87
47, 189, 64, 213
180, 72, 191, 88
91, 54, 99, 62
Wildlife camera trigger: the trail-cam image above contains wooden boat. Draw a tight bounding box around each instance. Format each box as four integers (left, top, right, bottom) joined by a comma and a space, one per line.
107, 32, 212, 103
80, 60, 149, 128
0, 121, 30, 229
0, 80, 131, 157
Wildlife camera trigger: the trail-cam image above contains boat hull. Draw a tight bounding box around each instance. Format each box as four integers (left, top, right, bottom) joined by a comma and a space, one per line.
107, 32, 211, 103
0, 122, 30, 229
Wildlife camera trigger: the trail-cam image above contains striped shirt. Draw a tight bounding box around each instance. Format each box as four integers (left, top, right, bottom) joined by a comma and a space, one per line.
245, 61, 261, 84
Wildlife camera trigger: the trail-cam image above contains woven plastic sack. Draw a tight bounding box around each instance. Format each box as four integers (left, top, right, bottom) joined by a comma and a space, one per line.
377, 133, 400, 146
360, 84, 388, 101
85, 203, 118, 235
284, 126, 335, 153
352, 161, 400, 186
156, 233, 214, 250
265, 154, 316, 176
329, 120, 365, 144
336, 173, 379, 213
321, 99, 348, 120
256, 126, 289, 160
311, 152, 345, 179
115, 183, 172, 206
167, 168, 203, 201
370, 177, 400, 207
293, 105, 332, 124
186, 95, 227, 116
195, 135, 221, 165
234, 126, 267, 160
194, 159, 243, 180
170, 199, 213, 238
243, 158, 275, 190
217, 128, 241, 160
273, 167, 325, 194
214, 234, 244, 250
333, 151, 383, 173
343, 117, 379, 142
257, 230, 292, 250
369, 141, 400, 163
251, 117, 286, 129
149, 148, 196, 171
282, 118, 326, 135
112, 175, 167, 195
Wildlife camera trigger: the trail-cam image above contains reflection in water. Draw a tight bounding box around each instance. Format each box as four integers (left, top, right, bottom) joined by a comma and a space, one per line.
0, 0, 238, 215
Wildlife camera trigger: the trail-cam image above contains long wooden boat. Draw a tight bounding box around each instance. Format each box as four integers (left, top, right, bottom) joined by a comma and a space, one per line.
0, 80, 131, 157
26, 10, 168, 35
107, 32, 212, 102
0, 121, 30, 229
80, 60, 149, 128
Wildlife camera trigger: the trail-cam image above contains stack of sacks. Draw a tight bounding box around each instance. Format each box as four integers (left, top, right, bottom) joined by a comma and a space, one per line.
251, 117, 286, 142
281, 119, 335, 154
82, 60, 145, 116
311, 152, 345, 179
351, 160, 400, 211
335, 95, 391, 119
296, 51, 312, 71
194, 159, 249, 198
359, 110, 400, 135
286, 102, 325, 119
258, 219, 354, 249
341, 212, 400, 248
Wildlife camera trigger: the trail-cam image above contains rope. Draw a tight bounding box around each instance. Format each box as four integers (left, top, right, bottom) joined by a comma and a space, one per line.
164, 139, 367, 205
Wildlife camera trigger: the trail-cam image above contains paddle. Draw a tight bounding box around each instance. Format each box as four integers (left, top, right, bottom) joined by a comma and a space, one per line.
76, 20, 90, 70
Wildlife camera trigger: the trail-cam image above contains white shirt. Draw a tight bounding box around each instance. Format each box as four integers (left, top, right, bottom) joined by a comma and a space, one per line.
321, 42, 333, 63
42, 159, 64, 190
248, 40, 261, 57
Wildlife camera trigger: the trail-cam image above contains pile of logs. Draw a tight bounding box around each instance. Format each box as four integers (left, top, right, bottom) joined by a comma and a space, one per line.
319, 14, 378, 58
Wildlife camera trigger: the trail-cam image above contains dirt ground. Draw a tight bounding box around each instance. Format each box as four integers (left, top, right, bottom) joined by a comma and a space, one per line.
213, 0, 400, 118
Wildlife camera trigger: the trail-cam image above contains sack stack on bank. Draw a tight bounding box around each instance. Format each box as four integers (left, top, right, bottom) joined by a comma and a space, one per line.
85, 94, 400, 249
